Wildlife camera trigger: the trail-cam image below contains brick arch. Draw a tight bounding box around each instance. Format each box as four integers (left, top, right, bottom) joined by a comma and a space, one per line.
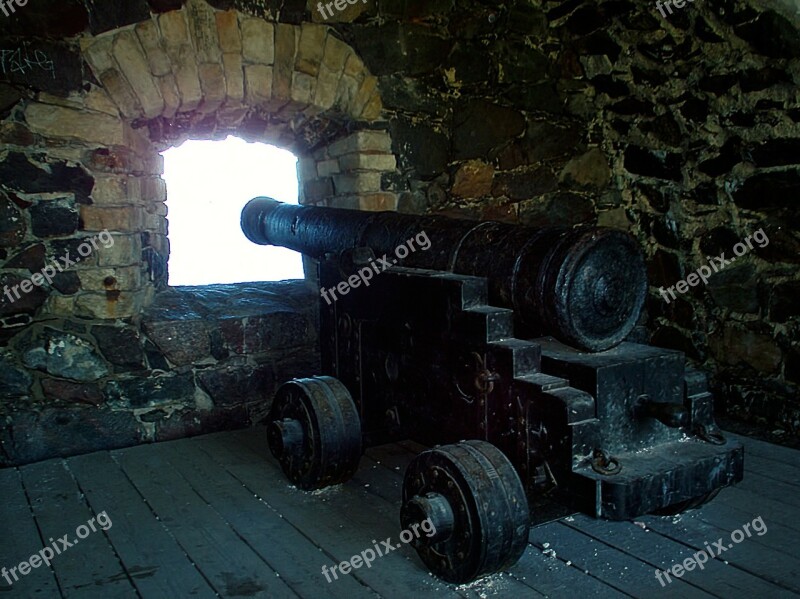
80, 2, 383, 129
18, 0, 397, 320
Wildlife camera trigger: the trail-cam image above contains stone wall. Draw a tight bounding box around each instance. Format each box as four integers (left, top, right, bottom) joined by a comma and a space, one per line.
1, 0, 799, 464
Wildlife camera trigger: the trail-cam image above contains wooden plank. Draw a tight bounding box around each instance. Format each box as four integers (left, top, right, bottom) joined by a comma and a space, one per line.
231, 429, 509, 597
161, 438, 378, 599
566, 514, 792, 597
703, 485, 800, 535
111, 443, 300, 599
66, 452, 217, 599
642, 511, 800, 594
0, 467, 62, 597
742, 455, 800, 487
730, 433, 800, 467
735, 471, 800, 509
529, 521, 715, 598
198, 430, 467, 598
19, 459, 137, 598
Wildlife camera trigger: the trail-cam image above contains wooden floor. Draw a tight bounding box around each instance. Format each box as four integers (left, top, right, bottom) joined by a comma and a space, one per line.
1, 429, 799, 599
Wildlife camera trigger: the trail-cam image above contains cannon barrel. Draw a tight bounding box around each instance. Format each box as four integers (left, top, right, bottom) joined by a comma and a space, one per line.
242, 197, 647, 351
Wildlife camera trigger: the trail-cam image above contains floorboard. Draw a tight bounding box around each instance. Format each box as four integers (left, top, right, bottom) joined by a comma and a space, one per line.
1, 428, 798, 599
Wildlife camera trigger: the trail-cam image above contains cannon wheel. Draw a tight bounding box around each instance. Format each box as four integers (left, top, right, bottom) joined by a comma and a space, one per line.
400, 440, 530, 584
266, 376, 361, 491
651, 489, 721, 516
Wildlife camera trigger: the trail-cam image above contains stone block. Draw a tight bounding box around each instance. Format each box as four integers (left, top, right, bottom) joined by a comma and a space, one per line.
297, 157, 317, 181
75, 290, 144, 319
143, 320, 210, 366
98, 69, 143, 119
316, 159, 340, 177
135, 19, 172, 77
272, 23, 297, 101
186, 0, 222, 64
113, 31, 165, 118
241, 17, 275, 64
24, 103, 125, 146
338, 152, 396, 172
291, 71, 316, 105
22, 328, 109, 382
83, 36, 115, 74
80, 205, 142, 231
333, 172, 382, 193
314, 64, 340, 111
198, 63, 227, 113
159, 10, 191, 51
216, 10, 242, 53
328, 130, 392, 157
92, 325, 146, 371
41, 378, 105, 404
244, 64, 273, 106
359, 192, 398, 211
173, 46, 204, 112
221, 53, 245, 105
452, 160, 494, 197
96, 234, 141, 266
303, 177, 334, 201
333, 72, 359, 114
360, 94, 382, 120
77, 266, 142, 291
105, 373, 195, 408
351, 75, 378, 116
295, 22, 326, 76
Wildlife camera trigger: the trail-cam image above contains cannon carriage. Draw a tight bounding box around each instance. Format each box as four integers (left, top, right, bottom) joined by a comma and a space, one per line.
242, 197, 743, 583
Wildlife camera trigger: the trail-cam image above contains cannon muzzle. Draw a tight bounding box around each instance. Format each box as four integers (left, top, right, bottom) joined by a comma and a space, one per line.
242, 197, 647, 352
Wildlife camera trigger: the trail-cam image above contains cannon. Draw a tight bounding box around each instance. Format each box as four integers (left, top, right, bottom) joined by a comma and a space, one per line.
242, 198, 744, 583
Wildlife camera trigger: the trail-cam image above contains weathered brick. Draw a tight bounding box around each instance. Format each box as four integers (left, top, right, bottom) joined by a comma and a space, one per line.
317, 159, 340, 177
84, 87, 120, 117
185, 0, 221, 64
157, 75, 180, 118
241, 18, 274, 64
314, 64, 340, 111
343, 51, 366, 79
333, 172, 382, 193
328, 130, 392, 157
24, 103, 124, 146
244, 64, 273, 105
297, 157, 317, 181
360, 93, 382, 120
338, 152, 396, 172
198, 63, 226, 113
113, 31, 164, 118
294, 23, 326, 76
359, 192, 397, 211
159, 10, 190, 50
83, 36, 115, 74
216, 10, 241, 53
99, 70, 142, 119
352, 75, 378, 117
78, 266, 142, 291
272, 23, 297, 102
304, 178, 334, 201
334, 72, 359, 115
96, 234, 141, 266
173, 47, 204, 112
291, 71, 316, 105
141, 177, 167, 202
91, 176, 133, 205
80, 206, 142, 231
135, 19, 172, 77
220, 52, 244, 106
75, 291, 142, 319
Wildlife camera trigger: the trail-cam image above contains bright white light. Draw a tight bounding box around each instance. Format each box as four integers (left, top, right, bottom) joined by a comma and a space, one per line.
161, 136, 305, 286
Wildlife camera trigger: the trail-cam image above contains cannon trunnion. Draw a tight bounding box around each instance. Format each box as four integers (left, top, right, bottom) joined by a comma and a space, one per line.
242, 198, 744, 584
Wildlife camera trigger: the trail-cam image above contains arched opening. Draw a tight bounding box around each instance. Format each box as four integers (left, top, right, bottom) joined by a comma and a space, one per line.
161, 136, 304, 285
